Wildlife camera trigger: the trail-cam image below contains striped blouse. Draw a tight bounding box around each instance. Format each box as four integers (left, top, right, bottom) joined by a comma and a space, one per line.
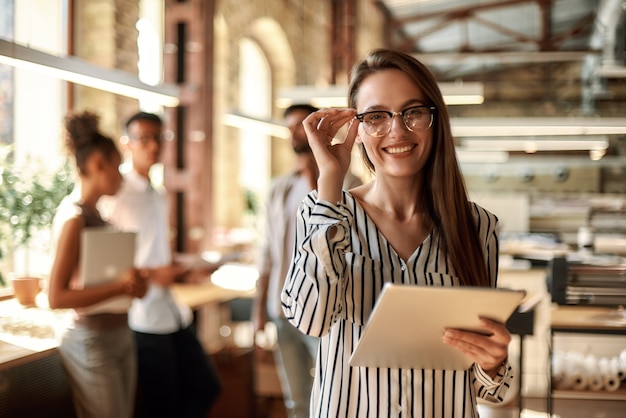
281, 191, 513, 418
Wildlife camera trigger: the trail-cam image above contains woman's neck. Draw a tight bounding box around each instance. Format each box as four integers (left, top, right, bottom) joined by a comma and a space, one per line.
77, 181, 101, 208
367, 177, 426, 220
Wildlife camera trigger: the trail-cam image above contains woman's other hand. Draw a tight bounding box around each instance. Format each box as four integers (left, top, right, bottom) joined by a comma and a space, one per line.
442, 317, 511, 379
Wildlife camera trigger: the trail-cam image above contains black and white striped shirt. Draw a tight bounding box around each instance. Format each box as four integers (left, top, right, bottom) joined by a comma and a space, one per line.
281, 191, 512, 417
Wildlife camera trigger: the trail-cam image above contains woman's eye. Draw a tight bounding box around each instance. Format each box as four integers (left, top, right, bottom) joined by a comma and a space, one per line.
366, 113, 385, 123
405, 108, 423, 117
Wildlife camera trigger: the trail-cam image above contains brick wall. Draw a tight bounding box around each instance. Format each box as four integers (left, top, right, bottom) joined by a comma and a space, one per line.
212, 0, 384, 229
67, 0, 384, 232
73, 0, 140, 139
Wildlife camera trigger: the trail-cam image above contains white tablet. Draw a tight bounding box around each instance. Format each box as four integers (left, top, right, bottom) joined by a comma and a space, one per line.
79, 228, 136, 315
349, 284, 526, 370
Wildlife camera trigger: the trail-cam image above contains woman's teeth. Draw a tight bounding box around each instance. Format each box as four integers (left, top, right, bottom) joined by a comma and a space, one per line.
386, 145, 414, 154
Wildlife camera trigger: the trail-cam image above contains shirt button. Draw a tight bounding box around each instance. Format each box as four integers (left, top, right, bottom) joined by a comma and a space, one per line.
392, 404, 403, 413
401, 264, 406, 271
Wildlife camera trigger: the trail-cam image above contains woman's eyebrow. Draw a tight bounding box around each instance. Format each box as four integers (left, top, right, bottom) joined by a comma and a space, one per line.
360, 99, 427, 113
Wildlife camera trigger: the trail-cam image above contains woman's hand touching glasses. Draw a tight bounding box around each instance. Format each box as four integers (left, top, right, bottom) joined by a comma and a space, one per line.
302, 108, 359, 203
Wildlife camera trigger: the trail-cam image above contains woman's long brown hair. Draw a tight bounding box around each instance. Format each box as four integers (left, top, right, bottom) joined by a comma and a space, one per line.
348, 48, 490, 287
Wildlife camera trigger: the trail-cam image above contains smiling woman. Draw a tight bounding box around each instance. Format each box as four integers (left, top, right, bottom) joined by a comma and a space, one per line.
281, 48, 514, 418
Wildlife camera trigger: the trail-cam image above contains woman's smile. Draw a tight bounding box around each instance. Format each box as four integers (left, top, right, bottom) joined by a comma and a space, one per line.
384, 144, 415, 155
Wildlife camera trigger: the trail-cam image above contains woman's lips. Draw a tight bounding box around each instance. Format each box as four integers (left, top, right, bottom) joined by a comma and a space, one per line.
384, 144, 415, 155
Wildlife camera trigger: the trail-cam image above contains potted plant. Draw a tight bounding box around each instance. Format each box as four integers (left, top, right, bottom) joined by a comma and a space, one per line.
0, 145, 74, 301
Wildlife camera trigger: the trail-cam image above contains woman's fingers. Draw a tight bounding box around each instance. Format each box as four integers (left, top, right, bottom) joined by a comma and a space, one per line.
442, 318, 511, 371
303, 108, 358, 166
316, 111, 357, 139
305, 108, 356, 138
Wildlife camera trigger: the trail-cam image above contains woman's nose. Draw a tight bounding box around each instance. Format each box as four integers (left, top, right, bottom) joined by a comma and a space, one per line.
389, 113, 408, 134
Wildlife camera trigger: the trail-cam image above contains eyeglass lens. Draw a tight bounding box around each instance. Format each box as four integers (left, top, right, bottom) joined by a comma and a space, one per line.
359, 106, 434, 137
131, 134, 162, 145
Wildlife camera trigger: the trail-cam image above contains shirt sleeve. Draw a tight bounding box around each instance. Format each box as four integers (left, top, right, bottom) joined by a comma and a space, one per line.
474, 360, 513, 403
281, 192, 353, 337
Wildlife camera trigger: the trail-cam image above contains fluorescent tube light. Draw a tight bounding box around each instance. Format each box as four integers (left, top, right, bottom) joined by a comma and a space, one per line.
439, 82, 484, 105
276, 85, 348, 108
460, 156, 626, 169
456, 149, 509, 163
222, 112, 290, 139
0, 39, 180, 107
461, 136, 609, 152
276, 82, 484, 108
451, 118, 626, 137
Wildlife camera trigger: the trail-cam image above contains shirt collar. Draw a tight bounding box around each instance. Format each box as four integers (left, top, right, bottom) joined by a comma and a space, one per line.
124, 169, 152, 192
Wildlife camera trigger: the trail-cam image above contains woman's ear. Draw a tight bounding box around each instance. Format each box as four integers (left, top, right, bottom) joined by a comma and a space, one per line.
84, 151, 105, 175
355, 134, 363, 144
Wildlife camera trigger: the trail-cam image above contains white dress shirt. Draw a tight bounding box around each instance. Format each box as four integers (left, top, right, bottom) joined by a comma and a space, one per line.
101, 170, 192, 334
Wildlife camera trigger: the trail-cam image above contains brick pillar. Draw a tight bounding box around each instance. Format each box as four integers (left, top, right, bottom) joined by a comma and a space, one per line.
330, 0, 357, 84
163, 0, 215, 253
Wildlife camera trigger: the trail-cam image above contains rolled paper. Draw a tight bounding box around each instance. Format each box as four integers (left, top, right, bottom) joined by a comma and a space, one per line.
619, 350, 626, 376
609, 357, 624, 380
564, 351, 586, 376
559, 373, 581, 390
552, 372, 567, 389
552, 353, 567, 389
570, 373, 588, 391
583, 354, 603, 391
602, 373, 621, 392
552, 352, 567, 375
583, 354, 597, 370
587, 373, 604, 391
566, 351, 585, 365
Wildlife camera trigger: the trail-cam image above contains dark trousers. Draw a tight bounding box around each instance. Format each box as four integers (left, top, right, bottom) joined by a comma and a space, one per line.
133, 325, 221, 418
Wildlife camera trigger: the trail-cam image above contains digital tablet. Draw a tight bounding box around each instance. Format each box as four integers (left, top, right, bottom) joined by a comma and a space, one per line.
79, 228, 136, 314
349, 284, 526, 370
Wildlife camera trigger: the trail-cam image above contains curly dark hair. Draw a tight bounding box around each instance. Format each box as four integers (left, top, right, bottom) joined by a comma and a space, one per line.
64, 111, 119, 174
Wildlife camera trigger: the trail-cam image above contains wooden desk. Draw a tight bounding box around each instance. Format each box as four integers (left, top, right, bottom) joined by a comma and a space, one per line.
0, 281, 256, 417
0, 281, 254, 369
172, 281, 254, 310
0, 298, 67, 370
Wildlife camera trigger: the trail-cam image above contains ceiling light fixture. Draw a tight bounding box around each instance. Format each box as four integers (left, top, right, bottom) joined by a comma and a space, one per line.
460, 136, 609, 153
456, 149, 509, 163
276, 82, 484, 108
451, 118, 626, 137
0, 39, 180, 107
222, 111, 290, 139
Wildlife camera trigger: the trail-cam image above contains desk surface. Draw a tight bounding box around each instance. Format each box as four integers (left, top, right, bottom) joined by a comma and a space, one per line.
0, 281, 254, 370
172, 281, 254, 309
551, 305, 626, 332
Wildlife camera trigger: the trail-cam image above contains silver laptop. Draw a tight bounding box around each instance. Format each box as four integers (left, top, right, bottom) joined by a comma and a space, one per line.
79, 227, 136, 315
349, 284, 525, 370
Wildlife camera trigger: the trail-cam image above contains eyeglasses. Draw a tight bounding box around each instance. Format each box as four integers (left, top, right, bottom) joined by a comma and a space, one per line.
128, 134, 163, 145
355, 105, 436, 137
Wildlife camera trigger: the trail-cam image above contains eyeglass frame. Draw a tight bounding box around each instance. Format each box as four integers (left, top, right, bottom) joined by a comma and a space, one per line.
354, 105, 437, 137
127, 133, 164, 145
